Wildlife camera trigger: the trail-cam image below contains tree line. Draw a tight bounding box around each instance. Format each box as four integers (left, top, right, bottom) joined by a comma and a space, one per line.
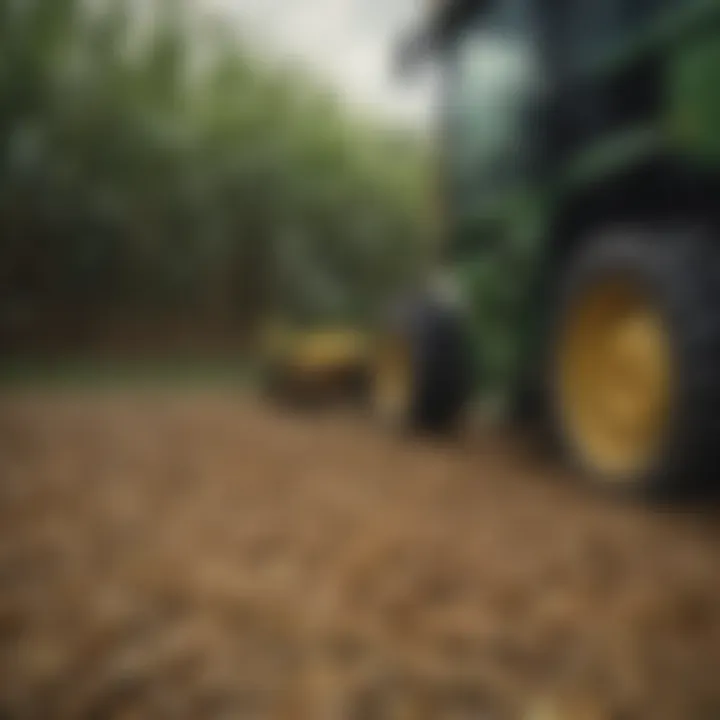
0, 0, 432, 354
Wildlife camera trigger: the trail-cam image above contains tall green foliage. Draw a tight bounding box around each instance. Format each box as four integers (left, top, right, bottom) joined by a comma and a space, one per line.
0, 0, 429, 350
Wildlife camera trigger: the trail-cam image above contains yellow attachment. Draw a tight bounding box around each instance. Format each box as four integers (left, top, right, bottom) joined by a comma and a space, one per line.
259, 323, 372, 404
260, 321, 370, 373
557, 277, 674, 482
286, 330, 370, 373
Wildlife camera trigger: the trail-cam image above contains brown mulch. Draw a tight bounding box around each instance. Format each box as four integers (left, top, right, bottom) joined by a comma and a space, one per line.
1, 390, 719, 719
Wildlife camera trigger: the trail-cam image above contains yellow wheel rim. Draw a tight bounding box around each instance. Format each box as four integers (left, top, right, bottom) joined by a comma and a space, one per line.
372, 338, 413, 424
557, 277, 673, 482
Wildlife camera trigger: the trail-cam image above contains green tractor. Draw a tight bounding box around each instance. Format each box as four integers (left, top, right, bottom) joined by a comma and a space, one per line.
371, 0, 720, 494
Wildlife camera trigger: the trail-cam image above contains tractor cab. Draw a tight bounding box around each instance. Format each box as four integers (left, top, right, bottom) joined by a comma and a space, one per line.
399, 0, 686, 255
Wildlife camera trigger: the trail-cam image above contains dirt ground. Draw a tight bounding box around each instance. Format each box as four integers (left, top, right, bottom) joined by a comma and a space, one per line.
1, 389, 720, 719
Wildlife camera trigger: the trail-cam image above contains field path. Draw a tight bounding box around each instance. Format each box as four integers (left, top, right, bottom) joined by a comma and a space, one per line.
1, 390, 720, 719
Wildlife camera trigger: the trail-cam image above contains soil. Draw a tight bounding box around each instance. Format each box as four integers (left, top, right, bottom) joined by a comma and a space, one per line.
1, 389, 720, 719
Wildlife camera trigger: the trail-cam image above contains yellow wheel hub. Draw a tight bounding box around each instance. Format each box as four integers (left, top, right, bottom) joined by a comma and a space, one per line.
557, 277, 673, 481
373, 338, 413, 423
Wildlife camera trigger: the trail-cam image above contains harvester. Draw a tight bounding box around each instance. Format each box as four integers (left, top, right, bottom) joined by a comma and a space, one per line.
368, 0, 720, 494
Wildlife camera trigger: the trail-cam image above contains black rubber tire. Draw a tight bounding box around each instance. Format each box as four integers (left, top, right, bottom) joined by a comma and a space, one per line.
378, 293, 473, 434
547, 228, 720, 498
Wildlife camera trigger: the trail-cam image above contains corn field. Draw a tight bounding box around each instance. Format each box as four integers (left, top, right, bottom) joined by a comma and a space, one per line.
0, 0, 431, 355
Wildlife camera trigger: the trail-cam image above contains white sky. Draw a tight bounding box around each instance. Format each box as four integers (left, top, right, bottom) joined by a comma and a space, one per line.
200, 0, 434, 128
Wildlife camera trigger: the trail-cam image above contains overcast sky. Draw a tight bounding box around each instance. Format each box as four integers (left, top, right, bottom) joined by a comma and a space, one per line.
201, 0, 434, 127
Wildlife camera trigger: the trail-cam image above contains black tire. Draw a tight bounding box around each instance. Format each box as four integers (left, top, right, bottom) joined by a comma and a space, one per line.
547, 228, 720, 497
375, 294, 473, 434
